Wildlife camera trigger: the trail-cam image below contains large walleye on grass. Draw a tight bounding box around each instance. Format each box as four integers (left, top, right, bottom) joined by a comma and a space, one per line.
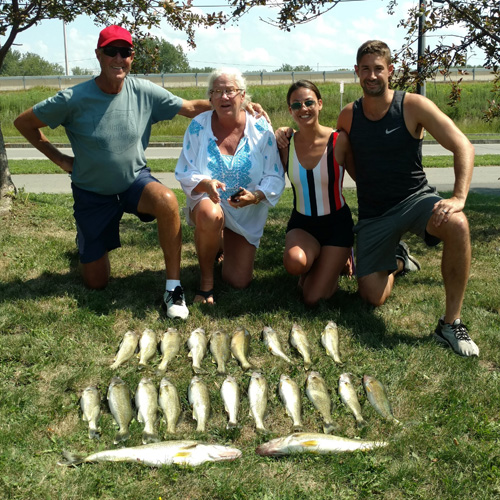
58, 441, 242, 467
110, 330, 139, 370
256, 432, 388, 456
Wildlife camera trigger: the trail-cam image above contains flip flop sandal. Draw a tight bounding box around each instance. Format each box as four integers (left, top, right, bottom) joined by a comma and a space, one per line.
195, 289, 215, 303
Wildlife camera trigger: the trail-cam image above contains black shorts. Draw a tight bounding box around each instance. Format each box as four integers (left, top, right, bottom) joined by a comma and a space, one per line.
72, 167, 160, 264
286, 204, 354, 247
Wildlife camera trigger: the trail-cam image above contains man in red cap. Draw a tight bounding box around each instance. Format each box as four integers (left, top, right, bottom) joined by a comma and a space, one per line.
14, 25, 262, 320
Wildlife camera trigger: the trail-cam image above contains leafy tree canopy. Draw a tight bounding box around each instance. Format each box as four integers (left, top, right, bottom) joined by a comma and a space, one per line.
0, 49, 64, 76
274, 63, 313, 72
132, 38, 189, 74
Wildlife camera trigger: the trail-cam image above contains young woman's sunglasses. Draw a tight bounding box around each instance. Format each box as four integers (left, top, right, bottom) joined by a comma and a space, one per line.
290, 99, 317, 111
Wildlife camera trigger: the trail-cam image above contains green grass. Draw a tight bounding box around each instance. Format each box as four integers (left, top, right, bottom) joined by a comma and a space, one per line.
6, 155, 500, 175
2, 82, 500, 143
1, 189, 499, 499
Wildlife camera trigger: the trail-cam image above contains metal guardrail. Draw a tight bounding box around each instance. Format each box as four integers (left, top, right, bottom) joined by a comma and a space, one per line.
0, 68, 495, 91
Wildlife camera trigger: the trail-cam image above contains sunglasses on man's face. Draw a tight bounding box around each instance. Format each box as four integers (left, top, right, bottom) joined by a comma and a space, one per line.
290, 99, 317, 111
101, 46, 133, 58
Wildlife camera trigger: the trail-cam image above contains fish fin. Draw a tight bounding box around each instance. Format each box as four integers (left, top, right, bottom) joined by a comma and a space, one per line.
301, 440, 318, 447
57, 451, 85, 466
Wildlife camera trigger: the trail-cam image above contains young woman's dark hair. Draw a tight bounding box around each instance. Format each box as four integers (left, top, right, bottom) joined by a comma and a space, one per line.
286, 80, 322, 106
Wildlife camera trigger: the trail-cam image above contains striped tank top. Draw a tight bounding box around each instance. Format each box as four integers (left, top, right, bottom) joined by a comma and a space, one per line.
287, 131, 346, 216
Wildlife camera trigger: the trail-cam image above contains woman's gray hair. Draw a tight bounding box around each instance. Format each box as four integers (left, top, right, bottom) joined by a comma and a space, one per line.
207, 67, 251, 108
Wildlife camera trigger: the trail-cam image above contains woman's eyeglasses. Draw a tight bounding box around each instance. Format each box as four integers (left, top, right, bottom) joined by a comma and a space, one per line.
290, 99, 317, 111
210, 88, 242, 98
101, 46, 134, 58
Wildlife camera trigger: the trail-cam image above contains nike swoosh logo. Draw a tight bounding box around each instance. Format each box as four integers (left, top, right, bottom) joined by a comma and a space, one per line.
385, 127, 401, 134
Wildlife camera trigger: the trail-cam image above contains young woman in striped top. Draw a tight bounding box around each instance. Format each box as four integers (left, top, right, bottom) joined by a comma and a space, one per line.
279, 80, 355, 306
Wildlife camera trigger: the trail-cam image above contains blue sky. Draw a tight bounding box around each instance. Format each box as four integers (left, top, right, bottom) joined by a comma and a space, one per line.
6, 0, 482, 74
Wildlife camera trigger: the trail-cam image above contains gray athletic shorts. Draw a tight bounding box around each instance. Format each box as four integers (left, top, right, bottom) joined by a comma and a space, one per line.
354, 184, 442, 278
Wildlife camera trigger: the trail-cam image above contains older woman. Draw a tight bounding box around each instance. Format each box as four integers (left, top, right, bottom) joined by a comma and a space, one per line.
175, 68, 285, 304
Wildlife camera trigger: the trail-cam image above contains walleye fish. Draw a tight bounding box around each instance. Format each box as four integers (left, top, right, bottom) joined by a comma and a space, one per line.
157, 327, 181, 373
230, 326, 253, 371
248, 372, 268, 433
363, 375, 400, 425
110, 330, 139, 370
187, 328, 208, 374
135, 377, 160, 444
188, 376, 211, 432
290, 323, 312, 370
321, 321, 342, 365
262, 326, 292, 364
279, 374, 303, 432
338, 373, 368, 429
107, 376, 133, 444
58, 441, 242, 467
209, 330, 230, 375
80, 386, 101, 440
305, 372, 338, 434
138, 328, 158, 367
256, 432, 388, 457
158, 377, 181, 434
221, 376, 240, 429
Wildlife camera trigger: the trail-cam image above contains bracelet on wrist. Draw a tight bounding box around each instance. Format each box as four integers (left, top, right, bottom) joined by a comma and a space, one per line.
253, 191, 262, 204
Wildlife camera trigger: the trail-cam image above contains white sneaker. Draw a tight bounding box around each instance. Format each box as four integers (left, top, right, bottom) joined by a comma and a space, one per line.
434, 316, 479, 357
162, 286, 189, 320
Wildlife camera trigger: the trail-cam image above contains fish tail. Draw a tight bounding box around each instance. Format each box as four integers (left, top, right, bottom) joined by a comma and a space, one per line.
323, 422, 339, 435
57, 451, 86, 467
242, 361, 253, 371
356, 418, 369, 429
292, 424, 303, 432
113, 430, 130, 444
217, 364, 226, 375
142, 432, 160, 444
226, 421, 238, 430
88, 428, 101, 440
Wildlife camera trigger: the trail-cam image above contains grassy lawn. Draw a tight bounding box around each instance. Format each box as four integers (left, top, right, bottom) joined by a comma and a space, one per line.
6, 155, 500, 175
1, 188, 499, 499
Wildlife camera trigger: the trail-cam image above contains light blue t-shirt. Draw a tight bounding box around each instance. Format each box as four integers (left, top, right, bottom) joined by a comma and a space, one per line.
33, 76, 183, 195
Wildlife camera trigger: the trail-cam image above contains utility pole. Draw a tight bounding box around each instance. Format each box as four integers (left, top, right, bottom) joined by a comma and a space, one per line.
417, 0, 426, 96
63, 21, 69, 76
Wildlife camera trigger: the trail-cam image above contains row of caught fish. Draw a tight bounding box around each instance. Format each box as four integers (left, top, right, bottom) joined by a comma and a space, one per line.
59, 433, 388, 467
110, 322, 342, 373
58, 432, 388, 468
81, 370, 399, 444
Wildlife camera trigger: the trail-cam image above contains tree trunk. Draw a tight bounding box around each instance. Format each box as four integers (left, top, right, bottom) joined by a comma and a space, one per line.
0, 124, 17, 216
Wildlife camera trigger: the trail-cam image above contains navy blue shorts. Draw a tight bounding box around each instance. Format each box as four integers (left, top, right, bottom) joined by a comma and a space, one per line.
72, 168, 161, 264
286, 204, 354, 247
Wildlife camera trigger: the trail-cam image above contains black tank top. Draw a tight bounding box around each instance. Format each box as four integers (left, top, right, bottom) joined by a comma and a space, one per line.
349, 90, 427, 219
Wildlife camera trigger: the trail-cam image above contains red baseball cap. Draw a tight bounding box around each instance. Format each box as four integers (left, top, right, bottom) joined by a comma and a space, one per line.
97, 25, 133, 48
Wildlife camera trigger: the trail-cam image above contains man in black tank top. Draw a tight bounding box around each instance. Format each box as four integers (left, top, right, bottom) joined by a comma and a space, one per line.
337, 40, 479, 357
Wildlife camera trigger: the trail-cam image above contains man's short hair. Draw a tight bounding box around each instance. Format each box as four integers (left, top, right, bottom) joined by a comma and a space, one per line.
356, 40, 392, 66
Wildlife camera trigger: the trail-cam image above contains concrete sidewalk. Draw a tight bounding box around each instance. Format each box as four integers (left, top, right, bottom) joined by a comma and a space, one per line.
11, 166, 500, 196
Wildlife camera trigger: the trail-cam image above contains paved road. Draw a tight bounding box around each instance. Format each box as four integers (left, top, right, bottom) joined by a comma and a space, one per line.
9, 143, 500, 196
6, 142, 500, 160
